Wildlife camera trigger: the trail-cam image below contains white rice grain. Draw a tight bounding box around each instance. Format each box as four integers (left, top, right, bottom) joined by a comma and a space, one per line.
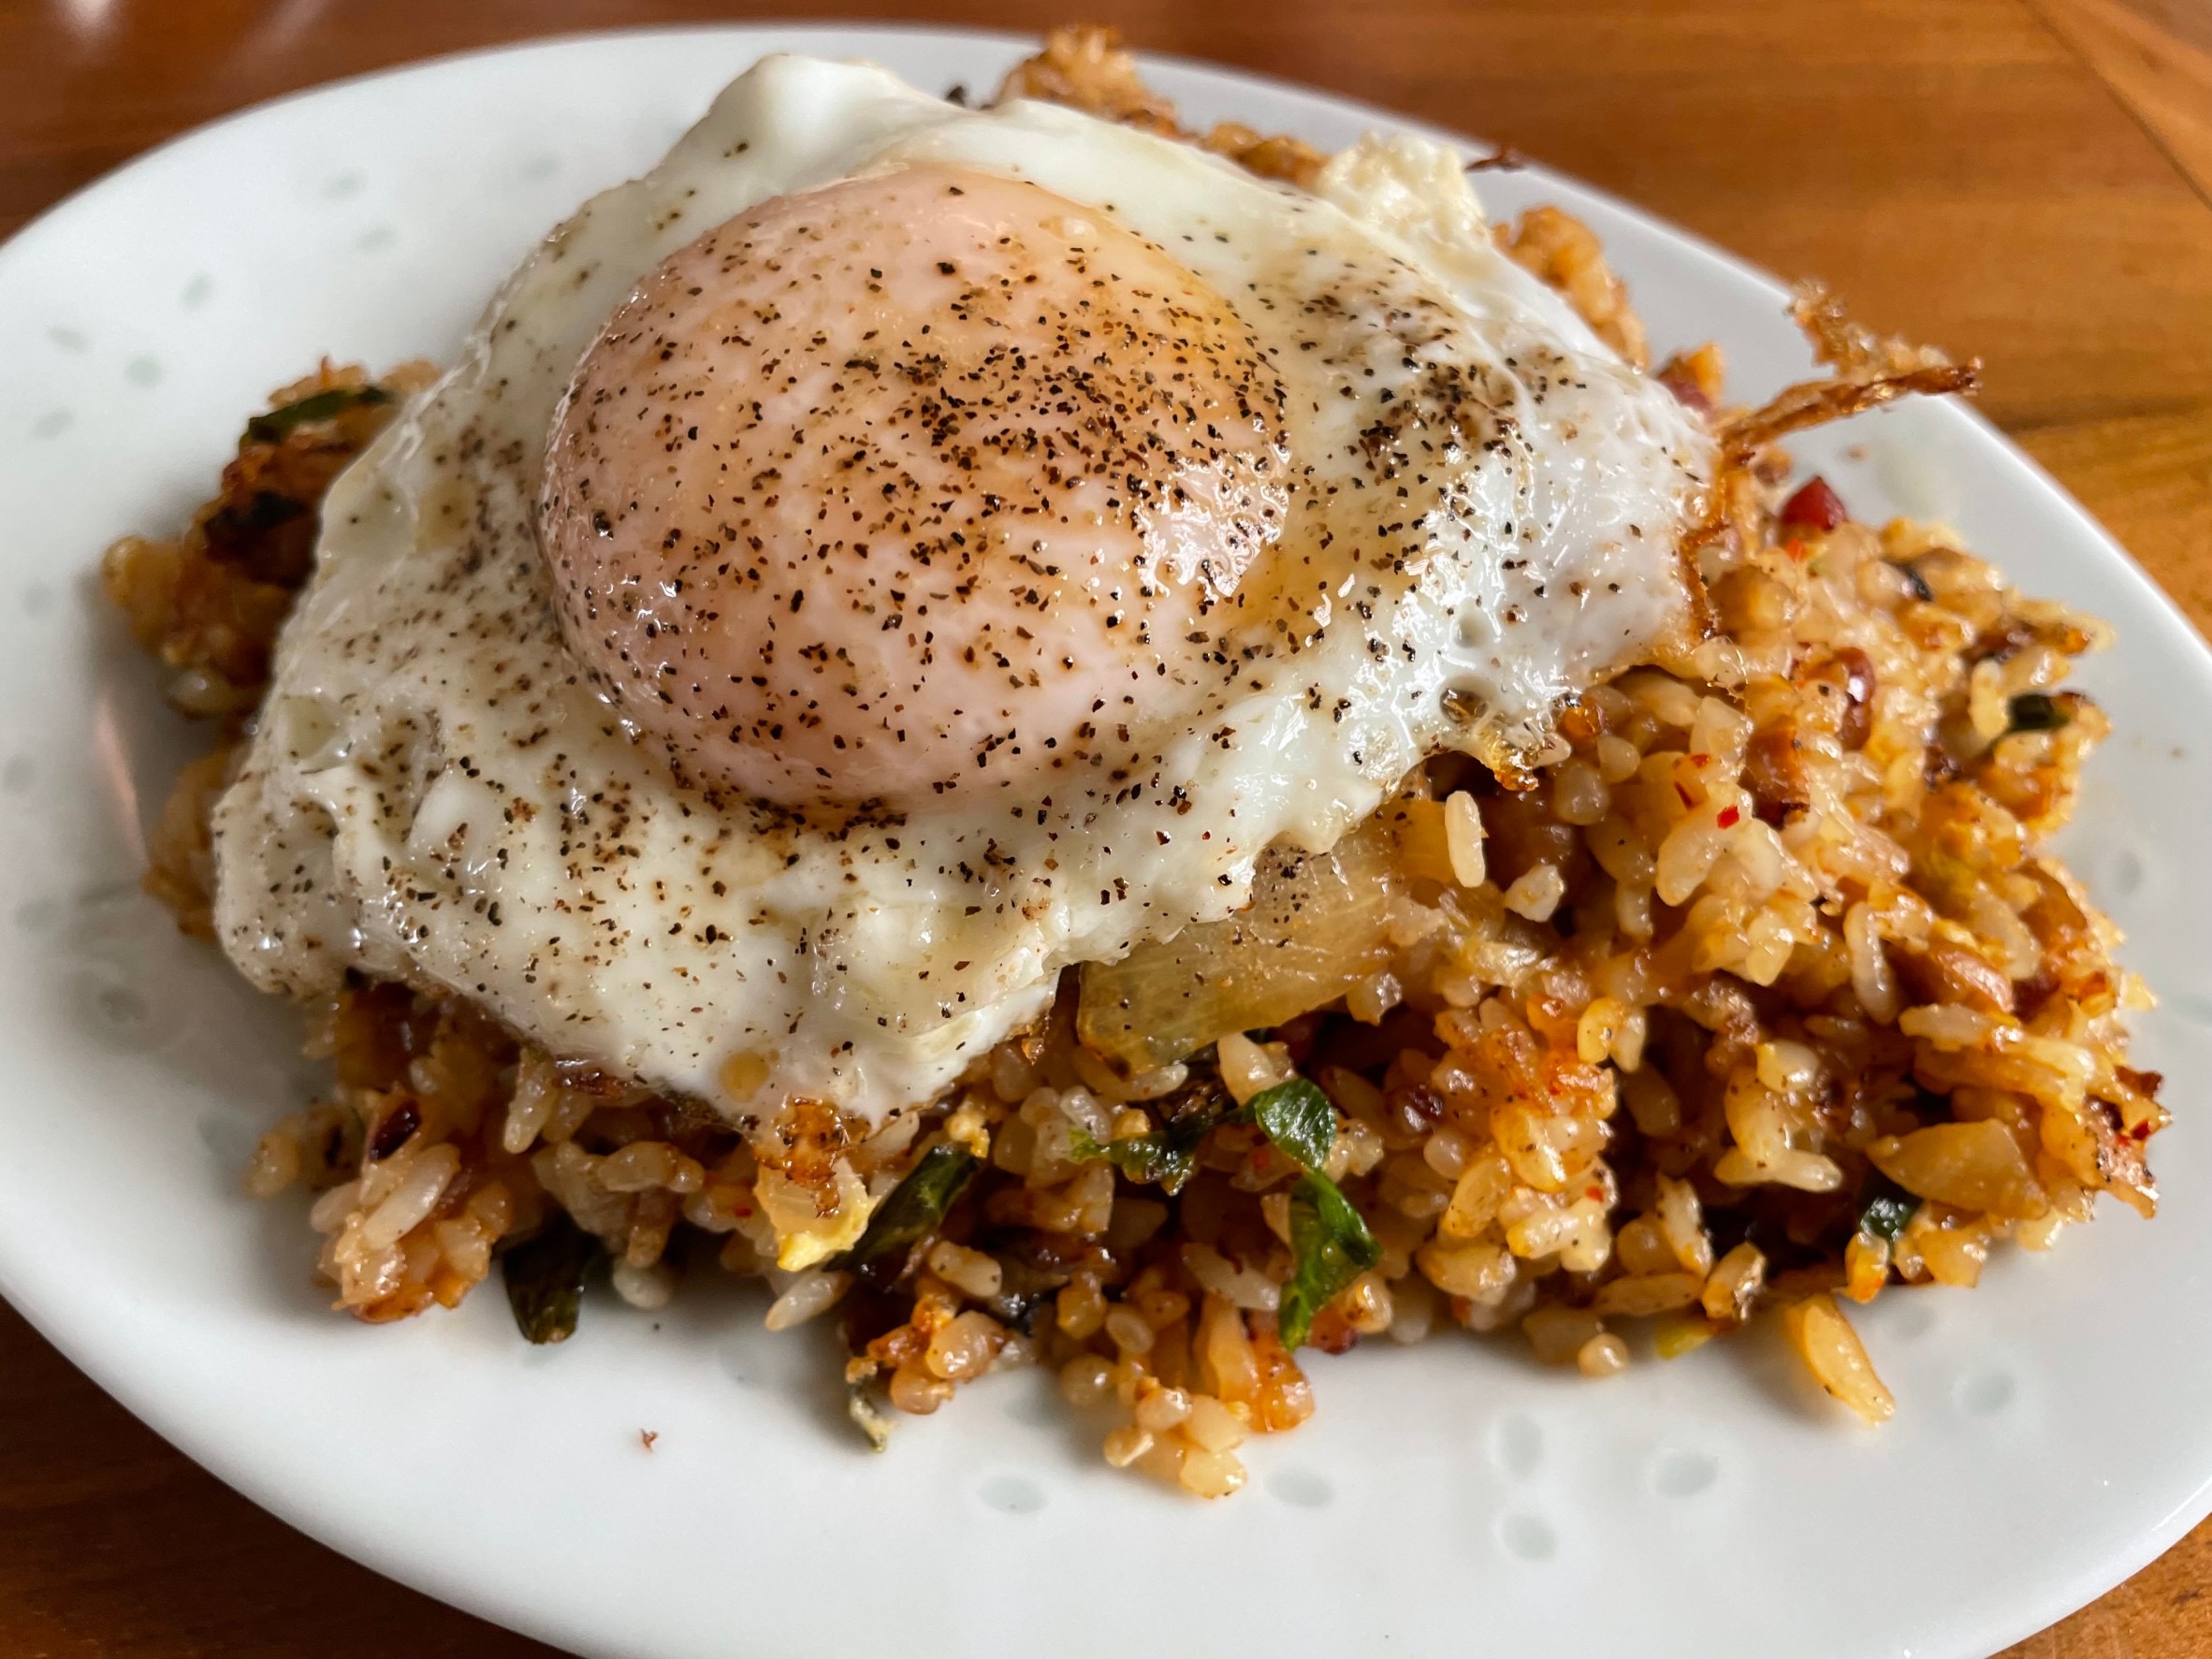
359, 1143, 458, 1252
764, 1268, 851, 1330
1444, 790, 1488, 886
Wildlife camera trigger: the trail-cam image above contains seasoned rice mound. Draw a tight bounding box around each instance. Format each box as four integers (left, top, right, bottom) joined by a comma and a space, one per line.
107, 29, 2166, 1499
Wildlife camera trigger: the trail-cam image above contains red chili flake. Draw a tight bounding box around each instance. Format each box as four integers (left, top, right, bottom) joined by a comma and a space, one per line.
1716, 805, 1742, 829
2131, 1122, 2153, 1142
1780, 476, 1849, 532
1691, 752, 1711, 768
1584, 1186, 1605, 1202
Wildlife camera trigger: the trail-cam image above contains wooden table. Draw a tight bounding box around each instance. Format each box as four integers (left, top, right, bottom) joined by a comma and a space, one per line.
3, 1, 2207, 1653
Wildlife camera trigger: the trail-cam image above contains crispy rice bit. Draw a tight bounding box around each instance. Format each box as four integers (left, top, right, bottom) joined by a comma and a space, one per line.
1197, 122, 1330, 188
1496, 205, 1650, 370
997, 25, 1328, 188
1790, 280, 1957, 380
996, 24, 1181, 132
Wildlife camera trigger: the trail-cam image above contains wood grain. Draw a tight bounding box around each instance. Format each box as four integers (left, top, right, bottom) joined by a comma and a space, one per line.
2, 2, 2208, 1656
0, 1299, 553, 1658
2016, 405, 2212, 629
2036, 0, 2212, 201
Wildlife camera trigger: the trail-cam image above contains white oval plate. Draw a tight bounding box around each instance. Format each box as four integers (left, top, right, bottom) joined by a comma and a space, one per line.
2, 26, 2209, 1659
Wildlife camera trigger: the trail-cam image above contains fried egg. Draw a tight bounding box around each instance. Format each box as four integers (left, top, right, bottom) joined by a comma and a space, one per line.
211, 54, 1711, 1128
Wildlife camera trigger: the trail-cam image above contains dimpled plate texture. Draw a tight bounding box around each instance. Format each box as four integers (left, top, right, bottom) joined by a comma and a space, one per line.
0, 26, 2208, 1659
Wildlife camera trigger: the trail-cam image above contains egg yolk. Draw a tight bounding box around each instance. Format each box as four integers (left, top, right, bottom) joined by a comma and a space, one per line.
539, 164, 1289, 813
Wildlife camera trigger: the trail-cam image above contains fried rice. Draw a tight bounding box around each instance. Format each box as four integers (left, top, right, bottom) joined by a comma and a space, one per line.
99, 27, 2167, 1500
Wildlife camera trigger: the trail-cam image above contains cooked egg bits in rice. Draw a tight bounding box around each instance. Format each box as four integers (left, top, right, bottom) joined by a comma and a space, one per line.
211, 53, 1710, 1137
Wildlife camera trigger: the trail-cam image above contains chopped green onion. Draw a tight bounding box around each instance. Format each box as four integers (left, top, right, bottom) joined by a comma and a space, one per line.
244, 384, 393, 444
501, 1215, 601, 1345
839, 1142, 975, 1274
1278, 1171, 1383, 1347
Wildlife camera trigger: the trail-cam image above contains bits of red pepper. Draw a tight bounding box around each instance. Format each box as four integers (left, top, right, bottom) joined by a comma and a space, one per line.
1780, 475, 1849, 532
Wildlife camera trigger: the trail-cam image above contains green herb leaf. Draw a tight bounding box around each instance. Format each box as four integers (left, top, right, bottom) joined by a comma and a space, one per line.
1071, 1126, 1201, 1193
244, 384, 393, 444
840, 1142, 976, 1273
1247, 1077, 1337, 1171
2003, 691, 2068, 735
1245, 1078, 1375, 1346
501, 1215, 602, 1345
1278, 1171, 1383, 1348
1857, 1172, 1920, 1244
1069, 1078, 1238, 1196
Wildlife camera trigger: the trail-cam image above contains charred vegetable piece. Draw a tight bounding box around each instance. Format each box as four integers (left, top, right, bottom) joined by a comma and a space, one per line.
1279, 1173, 1383, 1348
502, 1215, 602, 1345
1245, 1078, 1380, 1347
1857, 1172, 1920, 1244
243, 384, 393, 444
839, 1142, 976, 1276
1075, 825, 1402, 1071
1070, 1078, 1237, 1196
2004, 691, 2069, 735
366, 1099, 420, 1161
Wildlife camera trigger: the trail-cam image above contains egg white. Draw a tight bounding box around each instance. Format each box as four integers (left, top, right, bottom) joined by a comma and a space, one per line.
211, 54, 1710, 1127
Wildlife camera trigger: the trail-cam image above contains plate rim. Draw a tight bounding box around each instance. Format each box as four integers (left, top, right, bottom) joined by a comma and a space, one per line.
3, 23, 2209, 1659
